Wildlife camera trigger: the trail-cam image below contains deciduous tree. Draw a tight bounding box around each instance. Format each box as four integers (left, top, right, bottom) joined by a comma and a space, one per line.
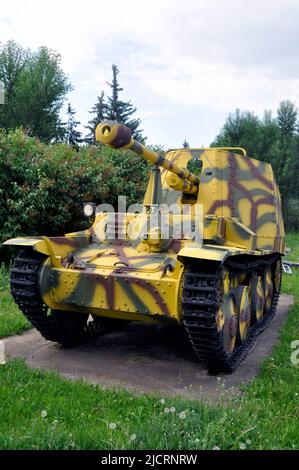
0, 41, 72, 142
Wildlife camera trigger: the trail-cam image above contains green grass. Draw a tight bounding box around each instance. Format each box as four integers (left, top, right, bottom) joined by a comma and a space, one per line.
0, 264, 30, 338
0, 234, 298, 450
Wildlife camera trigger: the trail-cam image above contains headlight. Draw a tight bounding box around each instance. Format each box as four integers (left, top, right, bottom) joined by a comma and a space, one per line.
83, 203, 96, 217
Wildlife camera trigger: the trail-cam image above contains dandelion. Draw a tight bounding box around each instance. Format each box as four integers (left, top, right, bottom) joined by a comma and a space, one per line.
170, 407, 176, 413
194, 438, 200, 444
41, 410, 47, 418
109, 422, 117, 430
130, 434, 137, 442
160, 398, 165, 405
239, 442, 246, 450
164, 407, 170, 414
246, 439, 252, 445
179, 411, 187, 420
213, 446, 220, 450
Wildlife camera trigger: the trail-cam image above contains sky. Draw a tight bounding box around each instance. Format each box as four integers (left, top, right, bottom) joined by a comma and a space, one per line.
1, 0, 299, 148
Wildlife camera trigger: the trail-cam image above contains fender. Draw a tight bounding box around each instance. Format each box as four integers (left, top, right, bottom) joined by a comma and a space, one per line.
3, 233, 91, 267
177, 245, 246, 264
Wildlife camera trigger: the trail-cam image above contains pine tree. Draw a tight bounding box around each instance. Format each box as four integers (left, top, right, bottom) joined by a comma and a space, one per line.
106, 64, 142, 140
65, 103, 82, 150
85, 91, 107, 144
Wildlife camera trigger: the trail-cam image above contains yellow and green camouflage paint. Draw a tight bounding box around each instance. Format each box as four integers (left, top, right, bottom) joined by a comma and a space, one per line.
3, 121, 284, 325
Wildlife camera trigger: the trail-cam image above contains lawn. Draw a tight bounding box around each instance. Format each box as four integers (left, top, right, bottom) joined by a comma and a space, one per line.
0, 234, 298, 450
0, 264, 30, 338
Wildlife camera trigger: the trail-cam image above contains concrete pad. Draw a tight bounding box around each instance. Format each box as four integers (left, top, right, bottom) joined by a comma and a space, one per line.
3, 294, 293, 402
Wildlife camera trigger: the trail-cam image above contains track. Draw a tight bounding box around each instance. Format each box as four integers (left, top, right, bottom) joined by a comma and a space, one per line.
10, 249, 281, 373
10, 249, 101, 345
182, 256, 281, 373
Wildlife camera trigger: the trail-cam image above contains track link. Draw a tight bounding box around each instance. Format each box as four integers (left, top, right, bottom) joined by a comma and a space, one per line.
182, 256, 281, 373
10, 249, 100, 345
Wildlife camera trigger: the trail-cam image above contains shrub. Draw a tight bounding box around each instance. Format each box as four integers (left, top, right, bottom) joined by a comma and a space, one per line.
0, 129, 149, 260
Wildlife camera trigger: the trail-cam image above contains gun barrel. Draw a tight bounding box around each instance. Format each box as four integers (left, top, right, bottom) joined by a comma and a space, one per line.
95, 121, 200, 189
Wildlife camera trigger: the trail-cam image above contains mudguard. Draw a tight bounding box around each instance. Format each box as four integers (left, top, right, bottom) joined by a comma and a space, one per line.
3, 234, 91, 267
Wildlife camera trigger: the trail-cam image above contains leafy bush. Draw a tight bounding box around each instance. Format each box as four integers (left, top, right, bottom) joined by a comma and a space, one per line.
0, 129, 149, 260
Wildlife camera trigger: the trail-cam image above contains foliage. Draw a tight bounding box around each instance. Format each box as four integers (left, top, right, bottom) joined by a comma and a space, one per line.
0, 40, 72, 142
212, 102, 299, 230
85, 91, 108, 145
0, 128, 149, 260
65, 103, 82, 150
105, 64, 142, 140
86, 64, 143, 142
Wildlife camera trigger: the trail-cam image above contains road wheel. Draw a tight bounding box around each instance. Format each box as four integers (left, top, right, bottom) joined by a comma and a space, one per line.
221, 292, 238, 354
234, 286, 251, 343
250, 274, 265, 323
273, 259, 282, 294
263, 266, 274, 315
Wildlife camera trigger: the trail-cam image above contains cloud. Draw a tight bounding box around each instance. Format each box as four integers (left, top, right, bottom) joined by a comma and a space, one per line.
133, 54, 299, 113
1, 0, 299, 146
